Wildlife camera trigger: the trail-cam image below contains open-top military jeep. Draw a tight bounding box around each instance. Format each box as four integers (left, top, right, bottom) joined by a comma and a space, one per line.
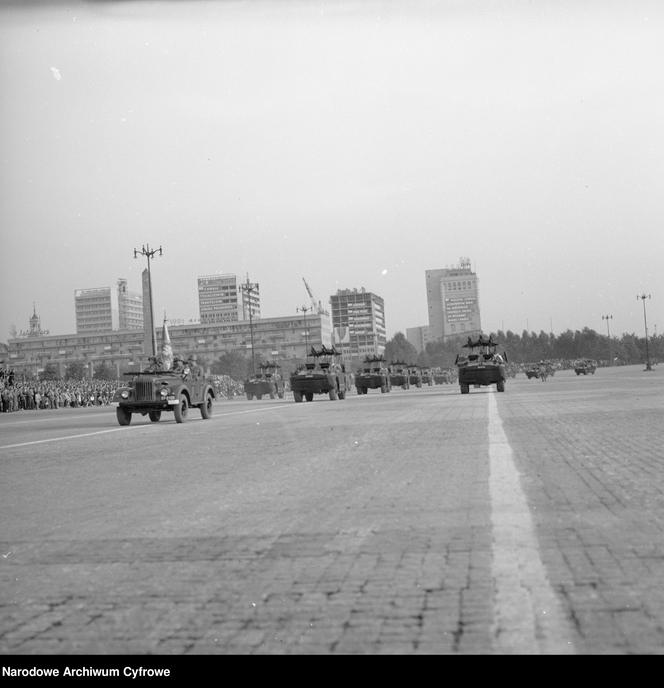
389, 360, 410, 390
111, 361, 216, 425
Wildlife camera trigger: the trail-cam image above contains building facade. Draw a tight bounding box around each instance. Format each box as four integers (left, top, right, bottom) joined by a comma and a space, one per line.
5, 313, 332, 379
330, 288, 386, 361
198, 274, 261, 324
425, 257, 481, 343
406, 326, 431, 354
74, 279, 143, 335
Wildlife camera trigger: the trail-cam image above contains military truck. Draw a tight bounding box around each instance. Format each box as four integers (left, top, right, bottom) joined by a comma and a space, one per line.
574, 359, 597, 375
407, 364, 423, 389
455, 334, 508, 394
290, 345, 351, 402
111, 359, 216, 425
355, 355, 391, 395
389, 360, 410, 390
244, 362, 285, 400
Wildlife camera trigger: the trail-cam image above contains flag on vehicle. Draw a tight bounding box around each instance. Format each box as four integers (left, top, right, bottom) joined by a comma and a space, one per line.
161, 316, 173, 370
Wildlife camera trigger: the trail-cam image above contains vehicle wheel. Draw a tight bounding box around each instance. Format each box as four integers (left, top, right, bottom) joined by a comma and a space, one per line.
246, 392, 253, 400
338, 389, 346, 399
460, 383, 470, 394
199, 393, 213, 419
148, 410, 161, 422
173, 394, 188, 423
293, 390, 303, 403
496, 380, 505, 392
116, 407, 132, 426
256, 394, 263, 400
329, 387, 338, 401
305, 392, 314, 402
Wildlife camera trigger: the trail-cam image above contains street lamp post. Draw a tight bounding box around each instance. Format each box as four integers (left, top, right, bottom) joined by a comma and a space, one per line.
297, 305, 311, 358
601, 314, 613, 366
134, 244, 163, 358
636, 294, 652, 371
241, 276, 259, 376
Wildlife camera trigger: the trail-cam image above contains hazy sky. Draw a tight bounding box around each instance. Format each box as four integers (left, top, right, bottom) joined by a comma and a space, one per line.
1, 0, 662, 342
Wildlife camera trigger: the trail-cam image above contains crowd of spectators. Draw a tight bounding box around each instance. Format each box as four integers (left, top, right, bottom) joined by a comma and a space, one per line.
1, 372, 119, 413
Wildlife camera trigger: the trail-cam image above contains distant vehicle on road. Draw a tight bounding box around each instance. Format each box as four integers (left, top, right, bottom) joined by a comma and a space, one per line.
389, 360, 410, 390
574, 359, 597, 375
290, 345, 352, 402
456, 334, 508, 394
355, 355, 391, 395
407, 364, 423, 389
244, 362, 285, 400
111, 359, 216, 425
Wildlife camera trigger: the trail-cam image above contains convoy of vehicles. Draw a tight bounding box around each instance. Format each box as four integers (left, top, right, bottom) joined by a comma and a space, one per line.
455, 334, 508, 394
244, 362, 285, 400
355, 355, 391, 394
111, 360, 216, 425
290, 345, 352, 402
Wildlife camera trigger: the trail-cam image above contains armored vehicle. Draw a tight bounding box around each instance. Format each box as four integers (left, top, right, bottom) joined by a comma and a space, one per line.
244, 362, 285, 400
525, 365, 541, 379
389, 361, 410, 390
290, 345, 351, 402
111, 359, 216, 425
574, 359, 597, 375
420, 367, 434, 386
432, 367, 454, 384
455, 334, 508, 394
355, 355, 391, 395
407, 364, 423, 389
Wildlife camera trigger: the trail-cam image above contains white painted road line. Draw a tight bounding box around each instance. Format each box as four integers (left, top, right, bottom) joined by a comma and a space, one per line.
488, 391, 575, 654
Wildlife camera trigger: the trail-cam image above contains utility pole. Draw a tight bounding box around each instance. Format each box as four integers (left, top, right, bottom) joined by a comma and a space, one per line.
133, 244, 162, 358
602, 314, 613, 366
637, 294, 653, 371
297, 305, 311, 358
241, 276, 259, 375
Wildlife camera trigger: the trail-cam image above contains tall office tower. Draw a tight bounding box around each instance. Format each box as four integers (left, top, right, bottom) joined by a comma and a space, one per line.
117, 278, 144, 330
75, 286, 118, 333
330, 287, 386, 360
425, 257, 481, 343
75, 279, 144, 334
197, 273, 261, 324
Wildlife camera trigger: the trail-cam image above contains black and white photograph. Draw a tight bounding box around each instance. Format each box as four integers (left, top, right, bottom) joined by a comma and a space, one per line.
1, 0, 662, 663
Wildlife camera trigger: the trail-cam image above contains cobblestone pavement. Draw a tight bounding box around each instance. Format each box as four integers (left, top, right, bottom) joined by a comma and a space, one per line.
0, 365, 662, 654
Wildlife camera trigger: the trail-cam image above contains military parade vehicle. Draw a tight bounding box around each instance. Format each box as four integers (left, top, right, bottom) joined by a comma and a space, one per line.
420, 367, 434, 386
407, 364, 423, 389
244, 362, 285, 400
431, 367, 454, 384
455, 334, 508, 394
574, 358, 597, 375
355, 354, 391, 395
525, 364, 541, 379
111, 357, 216, 425
290, 345, 351, 402
389, 361, 410, 390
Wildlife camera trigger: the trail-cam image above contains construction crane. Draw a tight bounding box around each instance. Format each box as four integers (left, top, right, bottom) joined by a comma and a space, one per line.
302, 277, 329, 315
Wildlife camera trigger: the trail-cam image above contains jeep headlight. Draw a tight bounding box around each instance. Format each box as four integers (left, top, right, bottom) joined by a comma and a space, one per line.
120, 390, 130, 399
159, 388, 170, 398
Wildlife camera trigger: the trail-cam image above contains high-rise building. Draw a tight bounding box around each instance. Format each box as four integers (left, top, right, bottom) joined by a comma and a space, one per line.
198, 273, 261, 324
425, 257, 481, 342
330, 287, 386, 360
74, 279, 144, 334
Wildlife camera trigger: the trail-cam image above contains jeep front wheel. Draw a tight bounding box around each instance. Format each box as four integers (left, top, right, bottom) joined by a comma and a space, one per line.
174, 394, 189, 423
148, 410, 161, 422
460, 383, 470, 394
199, 393, 213, 419
116, 407, 132, 426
